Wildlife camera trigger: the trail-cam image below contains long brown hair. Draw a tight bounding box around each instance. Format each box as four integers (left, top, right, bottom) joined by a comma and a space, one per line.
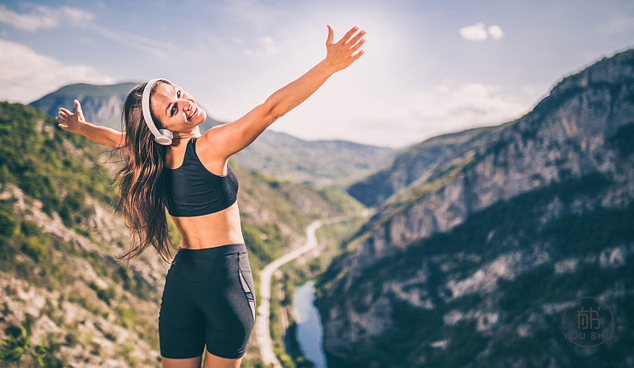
114, 80, 173, 263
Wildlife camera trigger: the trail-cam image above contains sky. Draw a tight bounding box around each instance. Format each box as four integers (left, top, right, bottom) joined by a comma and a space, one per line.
1, 0, 633, 148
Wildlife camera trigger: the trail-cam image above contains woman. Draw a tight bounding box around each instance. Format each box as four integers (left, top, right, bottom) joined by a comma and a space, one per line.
55, 25, 365, 368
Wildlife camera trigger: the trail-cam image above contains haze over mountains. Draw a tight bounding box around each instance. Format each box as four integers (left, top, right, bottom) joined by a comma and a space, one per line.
29, 85, 397, 188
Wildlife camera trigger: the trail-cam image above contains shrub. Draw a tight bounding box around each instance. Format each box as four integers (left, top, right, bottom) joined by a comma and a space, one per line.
0, 210, 16, 236
20, 220, 40, 237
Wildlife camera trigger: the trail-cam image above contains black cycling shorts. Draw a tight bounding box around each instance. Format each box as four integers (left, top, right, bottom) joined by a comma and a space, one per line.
158, 243, 256, 359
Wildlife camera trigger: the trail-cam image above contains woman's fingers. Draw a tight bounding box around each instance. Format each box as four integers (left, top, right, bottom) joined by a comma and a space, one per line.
326, 25, 335, 46
349, 38, 365, 54
347, 29, 366, 48
339, 26, 359, 45
352, 49, 364, 61
324, 25, 365, 72
57, 105, 78, 131
56, 115, 68, 129
74, 100, 84, 118
59, 101, 82, 117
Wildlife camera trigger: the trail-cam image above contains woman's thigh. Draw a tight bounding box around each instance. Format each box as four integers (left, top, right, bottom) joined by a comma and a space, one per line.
203, 351, 244, 368
161, 351, 243, 368
161, 355, 201, 368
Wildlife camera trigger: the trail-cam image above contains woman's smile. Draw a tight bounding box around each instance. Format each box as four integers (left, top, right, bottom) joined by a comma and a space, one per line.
187, 105, 198, 120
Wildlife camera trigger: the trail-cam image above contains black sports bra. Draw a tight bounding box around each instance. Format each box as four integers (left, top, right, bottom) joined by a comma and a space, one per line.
163, 138, 238, 217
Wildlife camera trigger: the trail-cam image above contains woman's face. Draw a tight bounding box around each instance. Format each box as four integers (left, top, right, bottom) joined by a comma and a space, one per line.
150, 82, 207, 133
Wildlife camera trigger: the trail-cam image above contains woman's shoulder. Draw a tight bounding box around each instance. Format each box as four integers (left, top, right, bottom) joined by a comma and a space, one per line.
193, 130, 230, 176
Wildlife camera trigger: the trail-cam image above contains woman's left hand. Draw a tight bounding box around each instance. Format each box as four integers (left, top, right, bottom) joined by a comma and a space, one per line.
323, 25, 366, 73
197, 25, 366, 160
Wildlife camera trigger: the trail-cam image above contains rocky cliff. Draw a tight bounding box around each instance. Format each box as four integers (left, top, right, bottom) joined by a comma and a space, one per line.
346, 125, 504, 208
315, 49, 634, 367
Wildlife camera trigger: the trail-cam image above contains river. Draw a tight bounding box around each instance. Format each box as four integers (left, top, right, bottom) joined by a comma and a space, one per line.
293, 280, 327, 368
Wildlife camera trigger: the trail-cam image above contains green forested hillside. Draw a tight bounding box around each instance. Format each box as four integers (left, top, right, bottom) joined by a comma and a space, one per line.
0, 101, 118, 225
0, 102, 365, 367
0, 101, 162, 366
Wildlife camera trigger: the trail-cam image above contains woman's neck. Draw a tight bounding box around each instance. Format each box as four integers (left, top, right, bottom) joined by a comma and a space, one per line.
171, 126, 202, 141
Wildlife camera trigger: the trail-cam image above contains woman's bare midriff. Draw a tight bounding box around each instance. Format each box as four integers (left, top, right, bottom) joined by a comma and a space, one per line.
169, 201, 244, 249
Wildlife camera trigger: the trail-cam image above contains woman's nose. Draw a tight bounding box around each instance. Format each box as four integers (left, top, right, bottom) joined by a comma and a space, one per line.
181, 99, 193, 111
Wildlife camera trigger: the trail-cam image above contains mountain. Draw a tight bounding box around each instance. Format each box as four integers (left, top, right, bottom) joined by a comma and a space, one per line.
0, 101, 364, 367
237, 131, 396, 188
29, 84, 397, 188
315, 49, 634, 368
346, 125, 507, 207
29, 82, 224, 132
29, 82, 137, 130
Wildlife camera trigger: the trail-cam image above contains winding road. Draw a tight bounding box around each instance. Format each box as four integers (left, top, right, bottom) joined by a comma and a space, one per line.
256, 220, 323, 368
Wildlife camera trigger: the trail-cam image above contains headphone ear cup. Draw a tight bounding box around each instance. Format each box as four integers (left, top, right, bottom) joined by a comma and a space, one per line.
159, 129, 173, 140
155, 129, 173, 145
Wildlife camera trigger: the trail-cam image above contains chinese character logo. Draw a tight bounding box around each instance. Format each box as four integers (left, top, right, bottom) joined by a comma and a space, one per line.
577, 307, 600, 329
563, 297, 614, 348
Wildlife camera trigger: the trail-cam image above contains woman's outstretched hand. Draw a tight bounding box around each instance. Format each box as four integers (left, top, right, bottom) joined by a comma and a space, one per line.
199, 25, 366, 159
56, 99, 125, 148
56, 100, 86, 134
324, 25, 366, 73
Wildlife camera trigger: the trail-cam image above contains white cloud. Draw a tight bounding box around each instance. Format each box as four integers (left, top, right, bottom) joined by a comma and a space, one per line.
488, 25, 504, 40
460, 23, 488, 41
0, 39, 113, 103
87, 24, 175, 59
272, 81, 533, 148
606, 16, 634, 34
0, 4, 93, 32
406, 82, 527, 131
0, 4, 172, 58
460, 23, 504, 41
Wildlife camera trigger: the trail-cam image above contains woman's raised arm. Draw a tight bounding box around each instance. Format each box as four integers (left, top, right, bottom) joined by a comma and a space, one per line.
198, 25, 365, 161
57, 100, 125, 148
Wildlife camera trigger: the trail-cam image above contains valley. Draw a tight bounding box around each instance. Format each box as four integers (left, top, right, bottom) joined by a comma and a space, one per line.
3, 47, 634, 368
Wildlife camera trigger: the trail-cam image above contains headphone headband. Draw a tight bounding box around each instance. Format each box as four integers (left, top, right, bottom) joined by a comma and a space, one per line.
142, 78, 173, 145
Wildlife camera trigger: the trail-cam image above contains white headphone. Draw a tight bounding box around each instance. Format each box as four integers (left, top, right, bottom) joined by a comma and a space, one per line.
142, 78, 174, 145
